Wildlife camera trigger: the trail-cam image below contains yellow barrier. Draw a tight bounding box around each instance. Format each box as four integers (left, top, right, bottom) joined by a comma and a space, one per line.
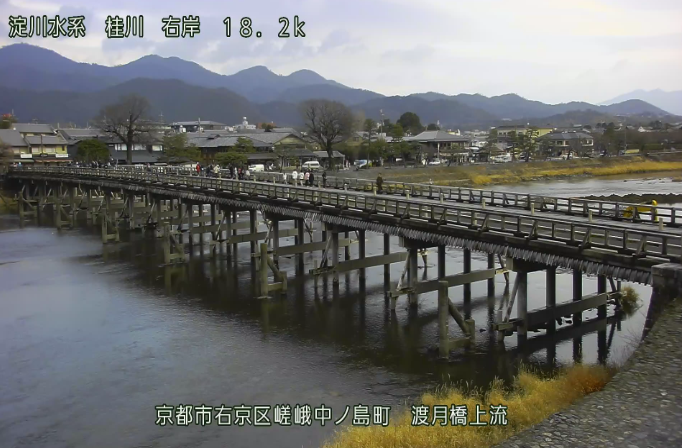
623, 200, 658, 221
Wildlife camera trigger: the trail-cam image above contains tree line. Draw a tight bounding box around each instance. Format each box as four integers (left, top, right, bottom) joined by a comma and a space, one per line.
69, 94, 440, 169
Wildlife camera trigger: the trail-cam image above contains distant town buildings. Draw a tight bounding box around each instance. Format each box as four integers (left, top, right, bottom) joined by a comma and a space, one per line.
0, 123, 69, 163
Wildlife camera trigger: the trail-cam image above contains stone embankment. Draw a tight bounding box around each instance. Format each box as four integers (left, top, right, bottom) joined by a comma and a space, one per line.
498, 298, 682, 448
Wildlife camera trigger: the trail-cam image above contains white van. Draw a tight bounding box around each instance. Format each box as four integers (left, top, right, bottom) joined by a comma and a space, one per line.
248, 164, 265, 172
302, 161, 321, 171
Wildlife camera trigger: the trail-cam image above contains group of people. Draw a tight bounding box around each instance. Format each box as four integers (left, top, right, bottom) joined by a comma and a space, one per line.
193, 163, 251, 180
288, 169, 327, 187
67, 161, 112, 169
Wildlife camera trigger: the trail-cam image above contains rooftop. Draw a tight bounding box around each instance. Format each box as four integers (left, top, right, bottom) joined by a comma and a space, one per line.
540, 132, 593, 140
13, 123, 55, 134
172, 121, 226, 127
188, 134, 272, 149
313, 150, 345, 159
58, 128, 109, 140
404, 130, 471, 142
0, 129, 28, 146
24, 135, 68, 145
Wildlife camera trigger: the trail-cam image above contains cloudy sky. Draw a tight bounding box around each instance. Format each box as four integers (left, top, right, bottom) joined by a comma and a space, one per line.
1, 0, 681, 104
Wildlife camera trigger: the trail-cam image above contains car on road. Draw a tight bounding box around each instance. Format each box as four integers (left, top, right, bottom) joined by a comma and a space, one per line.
428, 159, 442, 166
302, 161, 321, 171
354, 160, 369, 170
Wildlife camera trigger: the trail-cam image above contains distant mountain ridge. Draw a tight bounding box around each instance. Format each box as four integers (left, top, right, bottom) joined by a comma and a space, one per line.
0, 43, 351, 102
0, 77, 675, 131
601, 89, 682, 116
0, 43, 676, 129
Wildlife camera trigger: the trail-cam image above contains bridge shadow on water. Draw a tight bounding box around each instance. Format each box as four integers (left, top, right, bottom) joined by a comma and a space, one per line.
33, 208, 649, 393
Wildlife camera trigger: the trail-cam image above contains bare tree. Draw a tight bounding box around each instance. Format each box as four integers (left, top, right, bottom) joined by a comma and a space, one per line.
567, 136, 583, 159
299, 99, 354, 170
95, 94, 152, 164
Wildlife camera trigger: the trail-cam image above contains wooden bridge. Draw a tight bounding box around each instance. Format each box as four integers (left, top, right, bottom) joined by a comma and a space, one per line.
6, 166, 682, 359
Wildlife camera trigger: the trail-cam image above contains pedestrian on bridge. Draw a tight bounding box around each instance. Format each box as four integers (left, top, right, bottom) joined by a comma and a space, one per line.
376, 173, 384, 193
322, 171, 327, 188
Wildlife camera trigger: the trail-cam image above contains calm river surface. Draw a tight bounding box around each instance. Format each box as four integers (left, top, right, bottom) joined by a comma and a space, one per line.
0, 175, 670, 448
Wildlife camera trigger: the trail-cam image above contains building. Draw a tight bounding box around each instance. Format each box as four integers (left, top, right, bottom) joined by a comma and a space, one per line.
0, 129, 31, 163
493, 125, 554, 149
1, 124, 70, 163
313, 150, 346, 168
171, 120, 227, 133
235, 117, 257, 131
13, 123, 56, 136
24, 134, 70, 162
59, 128, 164, 165
538, 132, 594, 157
403, 130, 471, 163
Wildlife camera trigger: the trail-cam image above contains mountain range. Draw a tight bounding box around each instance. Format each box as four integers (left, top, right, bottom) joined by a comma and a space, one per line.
601, 89, 682, 116
0, 43, 679, 129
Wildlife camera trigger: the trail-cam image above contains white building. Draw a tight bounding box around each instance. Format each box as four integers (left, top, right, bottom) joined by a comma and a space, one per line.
235, 117, 256, 130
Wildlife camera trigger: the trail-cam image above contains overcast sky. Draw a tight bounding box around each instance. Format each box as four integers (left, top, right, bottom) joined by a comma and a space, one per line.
1, 0, 681, 104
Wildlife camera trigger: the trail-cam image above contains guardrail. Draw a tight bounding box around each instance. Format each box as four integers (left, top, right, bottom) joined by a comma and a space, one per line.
10, 166, 682, 264
90, 166, 682, 227
248, 172, 682, 227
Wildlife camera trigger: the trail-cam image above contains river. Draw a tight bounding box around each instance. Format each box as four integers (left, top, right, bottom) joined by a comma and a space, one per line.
0, 175, 669, 448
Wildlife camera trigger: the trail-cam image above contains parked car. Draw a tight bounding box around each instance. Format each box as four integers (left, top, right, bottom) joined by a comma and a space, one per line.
354, 160, 369, 170
490, 154, 512, 163
302, 161, 321, 171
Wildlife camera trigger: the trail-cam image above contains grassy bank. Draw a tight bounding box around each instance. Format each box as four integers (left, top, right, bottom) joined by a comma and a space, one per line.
378, 157, 682, 187
324, 364, 615, 448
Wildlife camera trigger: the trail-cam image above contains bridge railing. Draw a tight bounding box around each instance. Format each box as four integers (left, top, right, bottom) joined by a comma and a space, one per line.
13, 166, 682, 264
62, 167, 682, 226
245, 171, 682, 227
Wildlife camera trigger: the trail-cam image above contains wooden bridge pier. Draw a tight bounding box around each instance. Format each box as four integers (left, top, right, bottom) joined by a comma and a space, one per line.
9, 168, 682, 361
494, 258, 619, 347
17, 183, 38, 222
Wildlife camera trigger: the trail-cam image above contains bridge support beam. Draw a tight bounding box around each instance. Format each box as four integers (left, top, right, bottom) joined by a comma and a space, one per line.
162, 223, 186, 264
487, 253, 495, 297
258, 243, 287, 299
546, 267, 557, 333
438, 245, 446, 280
438, 281, 475, 358
358, 230, 366, 280
17, 184, 37, 222
384, 234, 391, 282
101, 192, 120, 244
463, 248, 472, 302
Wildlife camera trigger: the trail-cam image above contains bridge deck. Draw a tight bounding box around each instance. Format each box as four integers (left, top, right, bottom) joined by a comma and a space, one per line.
250, 171, 682, 227
9, 167, 682, 284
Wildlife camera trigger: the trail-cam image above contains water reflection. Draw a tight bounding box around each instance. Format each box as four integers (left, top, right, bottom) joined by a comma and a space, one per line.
0, 207, 656, 448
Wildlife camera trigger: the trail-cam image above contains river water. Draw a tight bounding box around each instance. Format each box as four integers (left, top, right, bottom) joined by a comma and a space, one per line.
0, 174, 677, 448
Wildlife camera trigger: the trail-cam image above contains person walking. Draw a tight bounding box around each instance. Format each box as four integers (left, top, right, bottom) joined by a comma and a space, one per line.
322, 170, 327, 188
196, 162, 201, 176
309, 171, 315, 187
304, 170, 310, 186
376, 173, 384, 194
291, 169, 298, 186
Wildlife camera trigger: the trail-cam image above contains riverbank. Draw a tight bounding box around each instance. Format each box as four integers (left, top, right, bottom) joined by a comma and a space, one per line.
324, 364, 615, 448
354, 157, 682, 187
581, 193, 682, 205
499, 298, 682, 448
